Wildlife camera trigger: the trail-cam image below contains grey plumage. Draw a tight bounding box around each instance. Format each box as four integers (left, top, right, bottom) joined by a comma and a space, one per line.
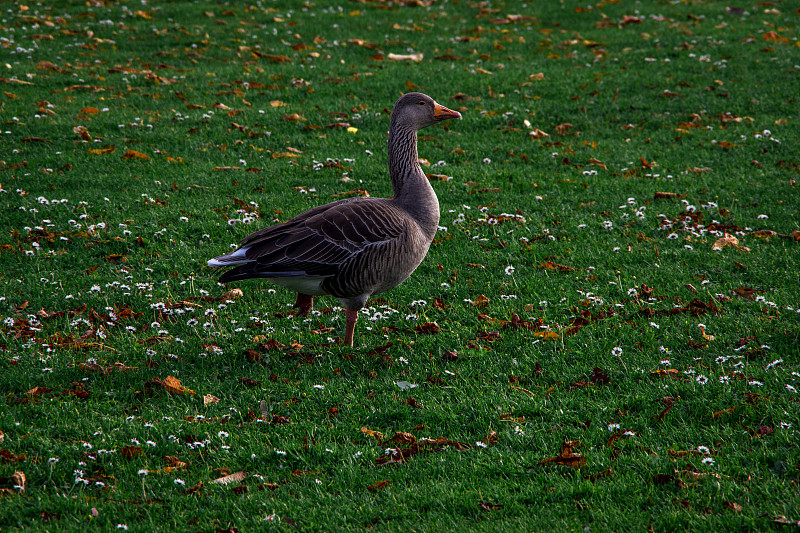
208, 92, 461, 346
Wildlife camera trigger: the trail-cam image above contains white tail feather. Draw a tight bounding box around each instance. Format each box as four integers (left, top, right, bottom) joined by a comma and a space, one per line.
207, 246, 250, 267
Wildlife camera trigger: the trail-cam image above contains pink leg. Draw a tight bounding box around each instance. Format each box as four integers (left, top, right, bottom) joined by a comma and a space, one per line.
343, 309, 358, 347
293, 293, 314, 317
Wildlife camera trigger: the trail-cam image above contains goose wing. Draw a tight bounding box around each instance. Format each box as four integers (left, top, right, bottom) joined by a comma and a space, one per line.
213, 198, 407, 284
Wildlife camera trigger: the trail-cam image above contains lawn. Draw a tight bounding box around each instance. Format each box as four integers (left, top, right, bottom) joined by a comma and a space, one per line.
1, 0, 799, 531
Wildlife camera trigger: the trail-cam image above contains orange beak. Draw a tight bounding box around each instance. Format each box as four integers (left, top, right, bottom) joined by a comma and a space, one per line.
433, 101, 462, 121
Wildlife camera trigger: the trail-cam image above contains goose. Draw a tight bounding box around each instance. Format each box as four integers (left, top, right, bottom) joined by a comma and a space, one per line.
208, 92, 461, 346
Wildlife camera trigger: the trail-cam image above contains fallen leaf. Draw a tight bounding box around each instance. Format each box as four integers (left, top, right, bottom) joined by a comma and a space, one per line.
699, 325, 715, 341
724, 501, 743, 513
203, 394, 220, 405
384, 432, 417, 446
587, 158, 607, 170
121, 446, 143, 459
211, 471, 246, 485
361, 427, 385, 442
541, 261, 578, 272
471, 294, 490, 308
220, 288, 244, 301
10, 472, 25, 492
387, 53, 424, 61
162, 376, 195, 395
25, 386, 52, 397
414, 322, 441, 334
479, 502, 504, 510
73, 125, 92, 141
367, 480, 391, 492
122, 149, 150, 160
163, 456, 188, 469
712, 233, 746, 251
88, 146, 116, 155
481, 430, 499, 446
539, 440, 586, 469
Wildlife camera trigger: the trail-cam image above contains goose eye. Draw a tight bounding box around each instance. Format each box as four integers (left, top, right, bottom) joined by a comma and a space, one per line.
418, 101, 426, 106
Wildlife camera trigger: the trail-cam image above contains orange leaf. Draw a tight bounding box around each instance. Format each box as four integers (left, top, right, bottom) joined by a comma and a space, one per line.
25, 386, 52, 397
587, 158, 607, 170
163, 375, 194, 395
89, 146, 116, 155
764, 31, 790, 44
80, 107, 99, 115
472, 294, 490, 308
122, 149, 150, 160
541, 261, 578, 272
360, 427, 385, 442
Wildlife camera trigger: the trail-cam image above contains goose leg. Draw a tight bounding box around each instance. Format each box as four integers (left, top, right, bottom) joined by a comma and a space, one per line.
343, 309, 359, 347
293, 293, 314, 317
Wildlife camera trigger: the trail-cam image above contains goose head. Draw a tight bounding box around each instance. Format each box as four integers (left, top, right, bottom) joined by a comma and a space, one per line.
390, 92, 462, 130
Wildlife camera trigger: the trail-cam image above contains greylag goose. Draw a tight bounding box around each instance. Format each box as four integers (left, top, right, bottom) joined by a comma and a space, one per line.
208, 92, 461, 346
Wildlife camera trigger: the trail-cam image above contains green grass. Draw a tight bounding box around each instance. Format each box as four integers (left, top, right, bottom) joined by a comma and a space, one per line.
1, 0, 799, 531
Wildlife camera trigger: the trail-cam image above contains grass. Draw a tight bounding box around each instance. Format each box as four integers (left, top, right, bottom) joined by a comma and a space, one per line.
1, 0, 799, 531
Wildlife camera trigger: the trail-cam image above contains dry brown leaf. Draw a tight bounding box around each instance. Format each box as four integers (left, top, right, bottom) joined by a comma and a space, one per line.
587, 158, 607, 170
11, 472, 25, 491
712, 233, 740, 251
699, 325, 715, 341
384, 432, 417, 446
163, 376, 195, 395
203, 394, 220, 405
220, 288, 243, 301
764, 31, 790, 44
654, 191, 681, 199
539, 440, 586, 469
414, 321, 441, 334
25, 387, 52, 397
367, 480, 391, 492
724, 501, 743, 513
387, 53, 423, 62
482, 430, 499, 446
73, 125, 92, 141
164, 456, 188, 469
712, 406, 739, 419
211, 471, 246, 485
554, 123, 573, 135
472, 294, 490, 308
88, 146, 116, 155
541, 261, 578, 272
122, 149, 150, 160
361, 427, 385, 442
